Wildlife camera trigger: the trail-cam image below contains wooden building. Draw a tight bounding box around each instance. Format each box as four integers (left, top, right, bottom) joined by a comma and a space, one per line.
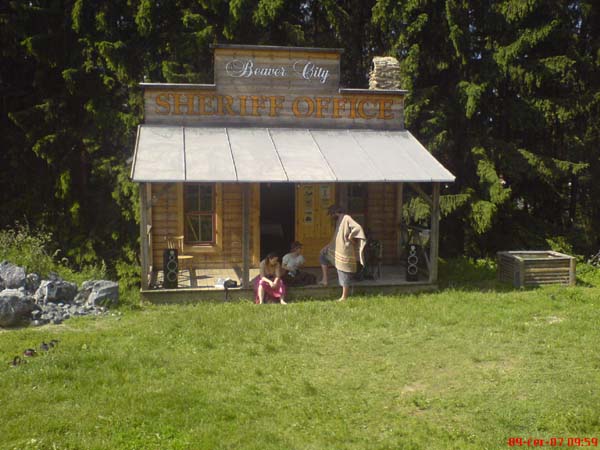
130, 45, 455, 302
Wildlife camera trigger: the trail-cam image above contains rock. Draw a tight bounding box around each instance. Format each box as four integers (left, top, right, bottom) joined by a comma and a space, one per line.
0, 289, 39, 327
0, 261, 121, 327
0, 261, 27, 290
369, 56, 401, 90
34, 279, 78, 304
77, 280, 119, 307
25, 273, 41, 294
47, 272, 62, 282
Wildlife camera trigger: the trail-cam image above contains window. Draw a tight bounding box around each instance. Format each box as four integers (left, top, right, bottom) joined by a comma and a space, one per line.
347, 183, 367, 227
184, 184, 215, 244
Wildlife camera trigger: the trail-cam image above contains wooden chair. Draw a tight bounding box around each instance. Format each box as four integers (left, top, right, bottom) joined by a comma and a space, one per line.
366, 239, 383, 280
165, 235, 194, 283
355, 239, 383, 281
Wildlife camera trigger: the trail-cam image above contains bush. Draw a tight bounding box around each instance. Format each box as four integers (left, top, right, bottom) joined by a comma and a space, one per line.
438, 257, 498, 289
115, 249, 141, 307
0, 223, 56, 276
0, 223, 107, 282
576, 263, 600, 287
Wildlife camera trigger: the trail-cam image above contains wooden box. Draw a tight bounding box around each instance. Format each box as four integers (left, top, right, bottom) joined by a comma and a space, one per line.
497, 251, 576, 287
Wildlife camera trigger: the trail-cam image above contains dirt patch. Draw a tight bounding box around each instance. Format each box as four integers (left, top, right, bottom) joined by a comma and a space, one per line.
532, 315, 564, 325
401, 382, 426, 394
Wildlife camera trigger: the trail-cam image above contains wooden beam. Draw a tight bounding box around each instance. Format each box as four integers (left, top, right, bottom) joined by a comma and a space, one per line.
428, 183, 440, 284
139, 182, 150, 290
409, 183, 433, 207
146, 183, 153, 275
396, 182, 404, 262
242, 183, 251, 288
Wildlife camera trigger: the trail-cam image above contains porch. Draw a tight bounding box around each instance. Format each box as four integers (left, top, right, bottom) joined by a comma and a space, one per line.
141, 265, 437, 303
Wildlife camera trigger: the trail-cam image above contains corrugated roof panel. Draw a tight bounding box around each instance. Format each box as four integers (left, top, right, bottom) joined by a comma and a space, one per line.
227, 128, 287, 182
184, 127, 237, 181
131, 125, 455, 183
133, 126, 184, 181
391, 132, 455, 182
310, 129, 383, 181
268, 129, 335, 182
350, 130, 431, 181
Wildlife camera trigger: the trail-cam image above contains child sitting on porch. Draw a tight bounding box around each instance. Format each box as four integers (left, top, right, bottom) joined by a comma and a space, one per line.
282, 241, 317, 287
253, 252, 287, 305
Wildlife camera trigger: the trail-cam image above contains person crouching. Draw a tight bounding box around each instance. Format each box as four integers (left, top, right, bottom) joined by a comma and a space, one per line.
254, 252, 287, 305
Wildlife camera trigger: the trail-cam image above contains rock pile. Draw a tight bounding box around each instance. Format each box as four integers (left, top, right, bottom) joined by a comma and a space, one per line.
0, 261, 119, 328
368, 56, 401, 90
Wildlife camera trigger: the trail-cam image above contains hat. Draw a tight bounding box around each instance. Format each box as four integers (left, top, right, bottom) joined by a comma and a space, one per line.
327, 204, 344, 215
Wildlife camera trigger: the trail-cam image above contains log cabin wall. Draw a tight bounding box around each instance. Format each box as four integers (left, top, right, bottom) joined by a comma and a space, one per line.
150, 183, 178, 267
150, 182, 259, 269
366, 183, 398, 264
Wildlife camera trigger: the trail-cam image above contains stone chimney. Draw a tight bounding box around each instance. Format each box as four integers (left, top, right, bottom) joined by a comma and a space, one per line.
369, 56, 401, 90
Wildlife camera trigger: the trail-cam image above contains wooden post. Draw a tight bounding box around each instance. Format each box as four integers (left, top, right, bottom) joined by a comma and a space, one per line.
517, 257, 526, 288
569, 256, 576, 286
242, 183, 251, 289
428, 183, 440, 284
396, 182, 404, 262
139, 182, 150, 290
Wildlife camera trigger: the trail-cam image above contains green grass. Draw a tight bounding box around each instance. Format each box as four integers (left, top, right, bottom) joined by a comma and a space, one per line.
1, 263, 600, 449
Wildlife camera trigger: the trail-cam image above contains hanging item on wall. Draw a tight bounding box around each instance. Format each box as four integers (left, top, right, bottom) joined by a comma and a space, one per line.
320, 184, 331, 206
304, 186, 314, 224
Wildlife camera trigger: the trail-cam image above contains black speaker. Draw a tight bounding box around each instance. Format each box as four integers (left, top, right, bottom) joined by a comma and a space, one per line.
406, 244, 420, 281
163, 248, 178, 288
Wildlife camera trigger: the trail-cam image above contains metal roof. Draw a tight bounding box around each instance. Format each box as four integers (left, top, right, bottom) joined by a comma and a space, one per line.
131, 126, 455, 183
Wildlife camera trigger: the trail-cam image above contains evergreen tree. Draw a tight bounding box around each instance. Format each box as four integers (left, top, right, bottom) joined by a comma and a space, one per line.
373, 0, 599, 256
1, 0, 598, 271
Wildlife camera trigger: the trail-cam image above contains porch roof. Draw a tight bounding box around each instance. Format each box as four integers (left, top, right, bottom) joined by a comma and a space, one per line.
130, 126, 455, 183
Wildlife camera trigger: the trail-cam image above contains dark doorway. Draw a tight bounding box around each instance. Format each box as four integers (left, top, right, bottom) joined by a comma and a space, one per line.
260, 183, 295, 260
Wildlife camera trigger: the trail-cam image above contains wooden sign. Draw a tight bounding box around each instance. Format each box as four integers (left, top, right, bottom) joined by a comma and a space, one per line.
142, 44, 407, 130
213, 45, 341, 94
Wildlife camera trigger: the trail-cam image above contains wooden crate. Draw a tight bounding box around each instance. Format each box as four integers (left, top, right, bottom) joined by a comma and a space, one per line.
497, 251, 576, 288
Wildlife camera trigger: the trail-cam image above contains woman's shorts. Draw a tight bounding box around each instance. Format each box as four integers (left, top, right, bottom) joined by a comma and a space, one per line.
320, 251, 353, 287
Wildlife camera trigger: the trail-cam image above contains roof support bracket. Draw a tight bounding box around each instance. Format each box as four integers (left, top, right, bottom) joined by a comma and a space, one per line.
409, 183, 433, 207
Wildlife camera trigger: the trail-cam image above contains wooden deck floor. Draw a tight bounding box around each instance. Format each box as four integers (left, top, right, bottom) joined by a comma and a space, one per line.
143, 265, 437, 303
150, 265, 419, 289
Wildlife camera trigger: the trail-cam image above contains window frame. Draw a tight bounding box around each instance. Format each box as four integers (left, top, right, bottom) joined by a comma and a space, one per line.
178, 183, 223, 253
345, 183, 368, 227
184, 184, 216, 245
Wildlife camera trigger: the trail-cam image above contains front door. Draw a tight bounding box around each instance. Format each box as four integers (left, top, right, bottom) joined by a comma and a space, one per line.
260, 183, 295, 260
295, 183, 336, 266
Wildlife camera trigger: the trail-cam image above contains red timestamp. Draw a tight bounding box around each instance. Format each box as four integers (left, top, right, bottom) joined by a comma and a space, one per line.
508, 437, 599, 447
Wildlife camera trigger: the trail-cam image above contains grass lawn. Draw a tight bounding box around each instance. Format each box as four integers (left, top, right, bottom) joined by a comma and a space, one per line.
1, 260, 599, 449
